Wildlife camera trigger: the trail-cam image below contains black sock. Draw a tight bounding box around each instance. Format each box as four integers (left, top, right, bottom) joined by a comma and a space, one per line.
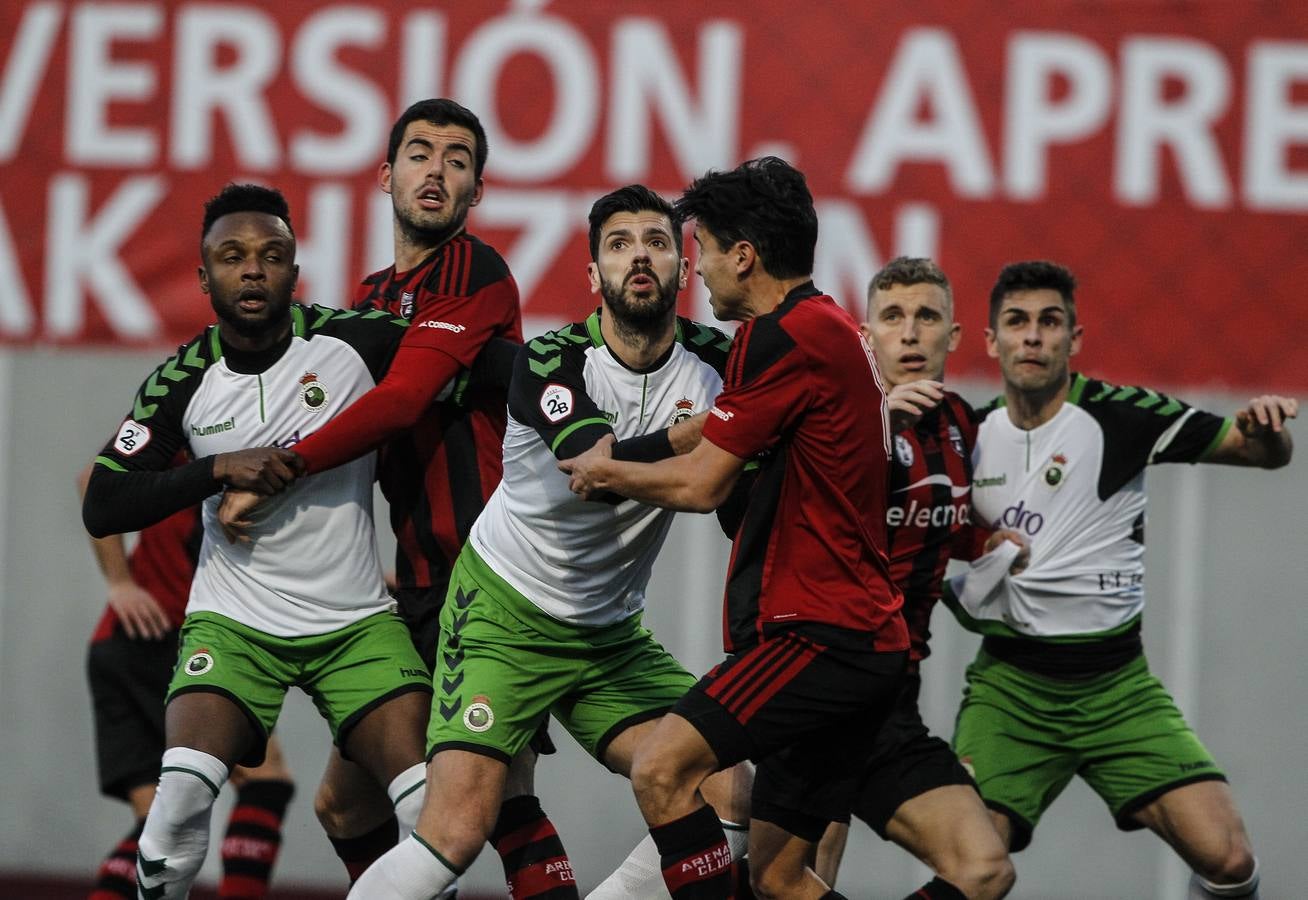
90, 819, 145, 899
219, 778, 295, 898
490, 794, 578, 898
905, 876, 968, 900
329, 814, 398, 885
649, 804, 735, 899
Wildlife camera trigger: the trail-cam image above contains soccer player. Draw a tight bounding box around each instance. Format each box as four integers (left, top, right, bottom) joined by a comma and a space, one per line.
949, 260, 1295, 899
562, 158, 909, 900
218, 98, 570, 894
82, 184, 433, 899
79, 463, 296, 900
347, 184, 751, 900
807, 257, 1016, 900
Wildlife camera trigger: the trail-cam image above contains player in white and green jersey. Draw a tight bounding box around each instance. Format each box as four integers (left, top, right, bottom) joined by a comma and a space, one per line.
82, 185, 434, 900
947, 260, 1296, 899
350, 186, 752, 900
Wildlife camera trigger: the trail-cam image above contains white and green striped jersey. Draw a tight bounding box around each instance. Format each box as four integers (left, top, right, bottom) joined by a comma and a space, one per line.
469, 312, 731, 627
958, 373, 1230, 640
94, 305, 408, 637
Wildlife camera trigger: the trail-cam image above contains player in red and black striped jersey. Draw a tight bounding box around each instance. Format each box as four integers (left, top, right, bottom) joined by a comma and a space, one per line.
79, 455, 296, 900
216, 100, 570, 896
810, 258, 1019, 900
562, 159, 910, 900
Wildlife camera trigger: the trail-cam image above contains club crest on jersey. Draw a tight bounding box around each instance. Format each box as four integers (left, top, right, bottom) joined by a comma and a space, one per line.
114, 419, 151, 456
894, 434, 915, 467
184, 649, 214, 676
299, 372, 329, 412
540, 383, 573, 423
463, 695, 494, 733
668, 398, 696, 426
1044, 453, 1068, 487
400, 291, 415, 319
948, 424, 965, 456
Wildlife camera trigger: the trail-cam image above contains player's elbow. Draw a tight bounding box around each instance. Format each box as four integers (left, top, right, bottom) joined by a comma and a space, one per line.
82, 470, 121, 537
683, 477, 733, 513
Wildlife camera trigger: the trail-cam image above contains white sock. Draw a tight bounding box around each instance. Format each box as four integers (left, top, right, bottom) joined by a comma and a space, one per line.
347, 833, 459, 900
1189, 858, 1260, 898
586, 820, 748, 900
387, 762, 427, 836
137, 747, 229, 899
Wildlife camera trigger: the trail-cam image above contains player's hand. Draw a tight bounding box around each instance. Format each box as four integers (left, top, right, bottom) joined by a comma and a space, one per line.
107, 580, 172, 640
218, 488, 264, 544
213, 448, 304, 494
984, 528, 1030, 575
887, 380, 944, 431
559, 434, 615, 500
1234, 395, 1297, 437
668, 412, 709, 455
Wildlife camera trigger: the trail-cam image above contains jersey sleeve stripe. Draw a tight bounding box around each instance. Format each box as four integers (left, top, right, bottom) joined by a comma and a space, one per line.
1197, 416, 1234, 462
94, 455, 128, 472
550, 417, 611, 454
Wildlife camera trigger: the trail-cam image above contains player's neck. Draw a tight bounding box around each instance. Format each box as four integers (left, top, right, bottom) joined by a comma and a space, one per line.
740, 274, 812, 321
1005, 376, 1070, 429
601, 309, 676, 371
392, 224, 465, 274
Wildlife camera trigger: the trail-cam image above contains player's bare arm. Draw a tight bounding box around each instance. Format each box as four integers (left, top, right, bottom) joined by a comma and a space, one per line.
212, 447, 304, 493
1205, 394, 1296, 468
561, 435, 744, 513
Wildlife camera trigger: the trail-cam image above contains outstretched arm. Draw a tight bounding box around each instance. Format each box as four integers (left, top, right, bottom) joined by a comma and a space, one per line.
561, 436, 746, 513
1203, 394, 1296, 468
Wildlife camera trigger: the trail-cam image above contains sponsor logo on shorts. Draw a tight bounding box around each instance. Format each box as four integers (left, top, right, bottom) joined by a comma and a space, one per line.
114, 419, 151, 456
184, 650, 214, 676
540, 384, 573, 423
894, 434, 915, 467
299, 372, 329, 412
1178, 759, 1216, 773
400, 667, 428, 679
463, 695, 494, 733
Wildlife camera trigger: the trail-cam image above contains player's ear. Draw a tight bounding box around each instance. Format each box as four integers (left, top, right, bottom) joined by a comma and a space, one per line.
984, 328, 999, 359
197, 264, 210, 295
947, 322, 962, 352
378, 161, 393, 194
678, 257, 689, 290
734, 241, 756, 276
587, 261, 601, 294
290, 264, 300, 294
470, 178, 483, 207
1070, 324, 1084, 357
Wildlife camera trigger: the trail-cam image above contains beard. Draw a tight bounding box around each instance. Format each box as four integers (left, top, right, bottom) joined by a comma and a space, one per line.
393, 194, 467, 250
599, 267, 679, 334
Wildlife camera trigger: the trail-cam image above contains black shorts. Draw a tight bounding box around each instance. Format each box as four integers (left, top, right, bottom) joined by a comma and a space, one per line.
86, 629, 180, 801
673, 626, 906, 842
395, 584, 556, 756
843, 672, 976, 838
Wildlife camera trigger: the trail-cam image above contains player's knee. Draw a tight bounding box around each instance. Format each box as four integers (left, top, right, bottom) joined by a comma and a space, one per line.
138, 749, 228, 892
953, 850, 1015, 900
1195, 841, 1257, 887
314, 777, 360, 836
630, 750, 691, 812
747, 853, 804, 900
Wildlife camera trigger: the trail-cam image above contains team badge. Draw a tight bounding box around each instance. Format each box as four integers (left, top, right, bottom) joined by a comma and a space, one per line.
299, 372, 329, 412
1044, 453, 1068, 487
667, 398, 696, 426
894, 434, 915, 467
184, 650, 214, 677
400, 291, 415, 319
948, 424, 965, 456
113, 419, 152, 456
463, 695, 494, 733
540, 384, 573, 423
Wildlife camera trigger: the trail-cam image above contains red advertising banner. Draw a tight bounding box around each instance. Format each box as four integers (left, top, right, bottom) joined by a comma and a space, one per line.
3, 1, 1307, 391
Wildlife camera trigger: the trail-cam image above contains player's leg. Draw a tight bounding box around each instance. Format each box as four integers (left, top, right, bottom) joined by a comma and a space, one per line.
137, 613, 286, 900
87, 630, 175, 899
219, 736, 295, 899
314, 748, 400, 883
1076, 659, 1257, 898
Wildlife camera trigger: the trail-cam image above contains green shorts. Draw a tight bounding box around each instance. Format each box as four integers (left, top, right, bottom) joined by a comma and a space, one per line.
169, 611, 432, 764
428, 546, 696, 764
952, 650, 1225, 852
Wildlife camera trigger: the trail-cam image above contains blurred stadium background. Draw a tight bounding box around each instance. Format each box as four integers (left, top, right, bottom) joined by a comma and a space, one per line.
1, 2, 1304, 897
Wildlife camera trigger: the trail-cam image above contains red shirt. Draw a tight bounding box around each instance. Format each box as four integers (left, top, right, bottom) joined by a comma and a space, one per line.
703, 284, 908, 653
886, 391, 987, 667
293, 233, 522, 590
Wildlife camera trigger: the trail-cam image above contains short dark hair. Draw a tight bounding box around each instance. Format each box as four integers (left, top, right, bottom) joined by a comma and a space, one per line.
201, 183, 293, 248
989, 260, 1077, 327
869, 256, 953, 315
676, 157, 817, 280
587, 185, 682, 261
386, 98, 488, 177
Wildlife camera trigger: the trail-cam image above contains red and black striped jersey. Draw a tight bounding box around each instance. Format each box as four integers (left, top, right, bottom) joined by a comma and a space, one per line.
885, 391, 987, 667
353, 233, 523, 591
702, 283, 907, 654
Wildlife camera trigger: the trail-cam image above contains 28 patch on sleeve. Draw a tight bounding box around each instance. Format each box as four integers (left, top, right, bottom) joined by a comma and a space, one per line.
114, 419, 152, 456
540, 384, 574, 423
